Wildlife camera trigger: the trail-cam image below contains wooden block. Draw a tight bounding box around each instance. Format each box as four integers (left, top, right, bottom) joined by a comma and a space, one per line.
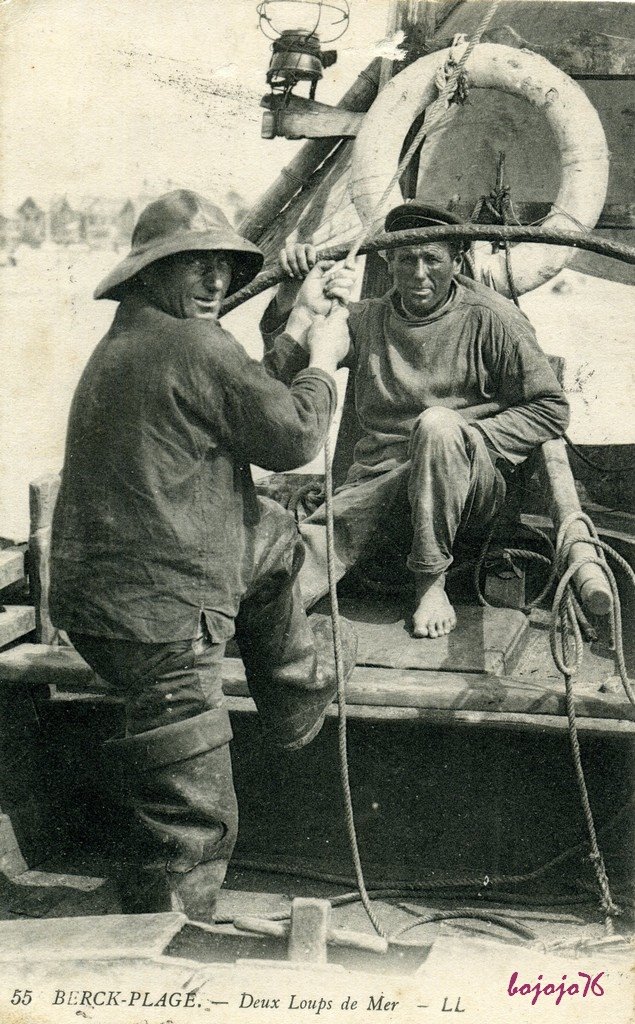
288, 898, 330, 964
29, 473, 61, 644
0, 912, 186, 962
0, 549, 26, 591
223, 695, 635, 736
0, 606, 35, 649
308, 600, 528, 675
0, 643, 102, 690
0, 814, 27, 879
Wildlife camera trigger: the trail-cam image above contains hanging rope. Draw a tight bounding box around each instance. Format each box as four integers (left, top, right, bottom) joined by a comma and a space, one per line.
323, 432, 387, 938
483, 164, 634, 935
548, 514, 635, 930
317, 0, 506, 941
344, 1, 503, 265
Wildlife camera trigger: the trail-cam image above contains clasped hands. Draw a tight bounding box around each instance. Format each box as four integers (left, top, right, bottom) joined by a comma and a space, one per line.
280, 242, 358, 372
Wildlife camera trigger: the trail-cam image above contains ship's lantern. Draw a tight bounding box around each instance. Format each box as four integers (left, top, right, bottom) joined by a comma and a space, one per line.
256, 0, 350, 99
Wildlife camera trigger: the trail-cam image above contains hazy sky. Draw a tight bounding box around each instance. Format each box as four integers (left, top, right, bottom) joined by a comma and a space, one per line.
0, 0, 389, 209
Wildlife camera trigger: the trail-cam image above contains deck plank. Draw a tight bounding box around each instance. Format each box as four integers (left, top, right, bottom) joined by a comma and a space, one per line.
0, 549, 26, 592
312, 599, 529, 675
0, 606, 35, 649
222, 659, 635, 723
0, 912, 185, 961
2, 641, 633, 732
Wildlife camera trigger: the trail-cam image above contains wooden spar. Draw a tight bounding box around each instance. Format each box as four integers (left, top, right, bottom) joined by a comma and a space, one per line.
238, 59, 382, 245
29, 474, 61, 645
240, 0, 468, 248
260, 94, 366, 140
540, 439, 613, 617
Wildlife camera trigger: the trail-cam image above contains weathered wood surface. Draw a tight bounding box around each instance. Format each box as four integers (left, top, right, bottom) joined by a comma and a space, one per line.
0, 644, 101, 688
0, 549, 26, 592
3, 637, 632, 729
0, 912, 186, 961
540, 439, 613, 616
222, 659, 635, 723
312, 600, 529, 675
261, 95, 364, 141
0, 606, 35, 649
36, 689, 635, 736
29, 473, 61, 645
240, 59, 382, 245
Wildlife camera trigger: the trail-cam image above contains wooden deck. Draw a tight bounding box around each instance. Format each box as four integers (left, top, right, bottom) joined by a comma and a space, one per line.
1, 595, 633, 736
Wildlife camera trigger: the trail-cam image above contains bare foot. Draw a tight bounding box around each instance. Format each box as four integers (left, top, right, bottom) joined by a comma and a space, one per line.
412, 573, 457, 639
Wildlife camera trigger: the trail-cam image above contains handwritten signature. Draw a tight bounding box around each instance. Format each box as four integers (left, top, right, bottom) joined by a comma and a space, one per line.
508, 971, 605, 1007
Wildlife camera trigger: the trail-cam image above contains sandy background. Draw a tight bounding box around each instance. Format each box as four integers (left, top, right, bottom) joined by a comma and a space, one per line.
1, 0, 633, 542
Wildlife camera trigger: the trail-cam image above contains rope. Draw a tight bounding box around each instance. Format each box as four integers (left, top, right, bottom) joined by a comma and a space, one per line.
490, 180, 632, 459
548, 512, 635, 931
563, 671, 620, 933
344, 2, 502, 265
229, 798, 633, 898
474, 522, 558, 613
463, 505, 635, 934
551, 514, 635, 704
391, 909, 536, 943
324, 433, 387, 938
224, 6, 635, 943
220, 224, 635, 314
311, 1, 505, 942
478, 152, 522, 306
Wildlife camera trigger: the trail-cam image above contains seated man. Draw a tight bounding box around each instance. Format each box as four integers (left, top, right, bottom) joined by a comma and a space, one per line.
262, 202, 570, 638
49, 189, 357, 921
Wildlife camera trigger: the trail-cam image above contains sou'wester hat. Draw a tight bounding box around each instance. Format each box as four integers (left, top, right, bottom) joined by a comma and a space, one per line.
94, 189, 264, 301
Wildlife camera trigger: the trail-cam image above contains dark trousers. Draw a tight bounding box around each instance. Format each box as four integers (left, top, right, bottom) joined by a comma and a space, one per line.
299, 409, 507, 607
70, 498, 322, 920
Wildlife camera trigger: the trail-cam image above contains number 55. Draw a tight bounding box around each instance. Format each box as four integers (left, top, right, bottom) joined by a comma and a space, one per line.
11, 990, 33, 1005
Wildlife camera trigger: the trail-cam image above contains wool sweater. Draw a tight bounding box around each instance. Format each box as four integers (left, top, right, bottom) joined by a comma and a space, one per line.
262, 276, 569, 481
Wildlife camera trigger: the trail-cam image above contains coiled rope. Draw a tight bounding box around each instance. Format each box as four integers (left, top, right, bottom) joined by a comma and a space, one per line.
474, 508, 635, 933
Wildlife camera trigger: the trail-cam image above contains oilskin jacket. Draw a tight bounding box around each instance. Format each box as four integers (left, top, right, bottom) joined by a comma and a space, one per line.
49, 289, 336, 643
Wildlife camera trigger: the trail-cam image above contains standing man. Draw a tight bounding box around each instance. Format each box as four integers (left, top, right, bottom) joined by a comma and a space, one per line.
50, 189, 357, 921
263, 202, 570, 638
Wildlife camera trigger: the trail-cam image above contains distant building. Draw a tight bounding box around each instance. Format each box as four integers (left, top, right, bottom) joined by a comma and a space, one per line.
80, 197, 141, 250
81, 197, 121, 248
115, 199, 136, 250
50, 196, 83, 245
17, 198, 45, 247
0, 213, 20, 251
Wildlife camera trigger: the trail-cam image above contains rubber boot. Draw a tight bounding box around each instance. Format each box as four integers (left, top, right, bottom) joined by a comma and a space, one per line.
240, 613, 358, 751
104, 707, 238, 922
235, 496, 358, 748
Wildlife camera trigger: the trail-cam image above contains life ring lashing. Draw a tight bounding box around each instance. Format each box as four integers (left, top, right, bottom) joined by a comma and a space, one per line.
348, 43, 610, 296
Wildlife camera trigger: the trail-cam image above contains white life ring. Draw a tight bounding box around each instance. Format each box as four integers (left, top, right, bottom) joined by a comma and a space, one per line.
349, 43, 609, 295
